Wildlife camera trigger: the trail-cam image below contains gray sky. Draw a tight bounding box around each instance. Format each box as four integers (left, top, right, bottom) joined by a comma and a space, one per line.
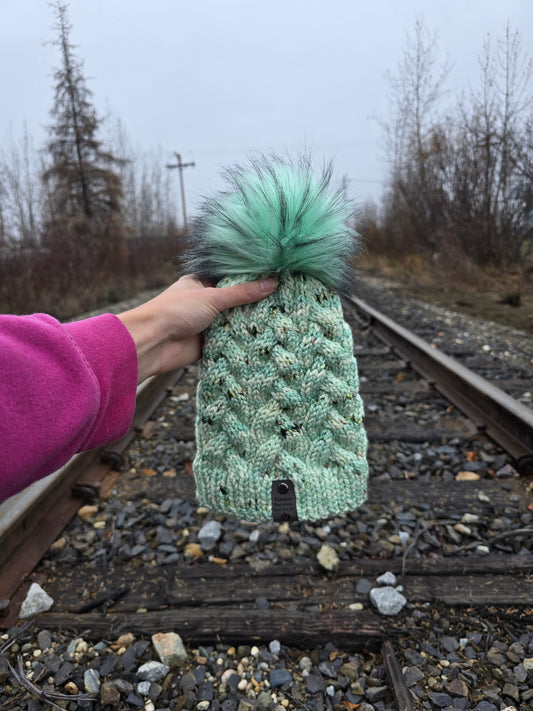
2, 0, 533, 219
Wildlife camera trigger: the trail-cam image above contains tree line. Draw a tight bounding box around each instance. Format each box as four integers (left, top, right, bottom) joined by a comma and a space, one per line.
2, 9, 531, 317
364, 19, 533, 269
0, 2, 181, 316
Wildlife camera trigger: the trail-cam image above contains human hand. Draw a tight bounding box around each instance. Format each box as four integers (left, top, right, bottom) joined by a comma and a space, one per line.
118, 275, 277, 383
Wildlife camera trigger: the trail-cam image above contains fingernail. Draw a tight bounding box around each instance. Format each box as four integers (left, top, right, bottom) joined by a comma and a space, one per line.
260, 278, 277, 293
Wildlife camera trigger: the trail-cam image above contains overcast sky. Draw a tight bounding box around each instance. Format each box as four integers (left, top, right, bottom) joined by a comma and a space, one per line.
2, 0, 533, 221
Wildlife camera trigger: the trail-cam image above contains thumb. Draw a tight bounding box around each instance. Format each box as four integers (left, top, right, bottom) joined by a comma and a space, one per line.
210, 277, 278, 312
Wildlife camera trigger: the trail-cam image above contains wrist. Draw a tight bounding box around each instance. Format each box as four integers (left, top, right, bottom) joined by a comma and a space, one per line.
118, 303, 165, 383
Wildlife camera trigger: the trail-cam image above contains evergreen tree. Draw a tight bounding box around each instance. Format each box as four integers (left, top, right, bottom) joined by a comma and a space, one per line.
42, 1, 125, 265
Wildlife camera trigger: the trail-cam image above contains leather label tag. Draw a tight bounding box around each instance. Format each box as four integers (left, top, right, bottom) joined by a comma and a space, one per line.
271, 479, 298, 522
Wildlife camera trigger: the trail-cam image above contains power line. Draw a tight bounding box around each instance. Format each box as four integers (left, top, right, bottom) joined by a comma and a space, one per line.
166, 152, 195, 232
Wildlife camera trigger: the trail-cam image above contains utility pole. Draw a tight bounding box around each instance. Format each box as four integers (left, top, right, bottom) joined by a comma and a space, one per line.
166, 152, 195, 232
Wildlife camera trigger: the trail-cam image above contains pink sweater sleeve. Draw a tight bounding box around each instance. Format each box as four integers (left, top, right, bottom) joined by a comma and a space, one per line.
0, 313, 138, 502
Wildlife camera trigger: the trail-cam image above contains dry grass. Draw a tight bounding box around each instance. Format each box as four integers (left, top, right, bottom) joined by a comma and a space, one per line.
0, 235, 182, 319
358, 251, 533, 334
360, 251, 532, 296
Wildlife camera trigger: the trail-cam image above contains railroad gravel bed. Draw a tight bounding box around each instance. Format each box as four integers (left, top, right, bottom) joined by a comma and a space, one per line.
354, 274, 533, 408
2, 278, 532, 710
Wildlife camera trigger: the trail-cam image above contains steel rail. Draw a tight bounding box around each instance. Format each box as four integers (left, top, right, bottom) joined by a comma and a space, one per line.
0, 369, 182, 612
347, 296, 533, 468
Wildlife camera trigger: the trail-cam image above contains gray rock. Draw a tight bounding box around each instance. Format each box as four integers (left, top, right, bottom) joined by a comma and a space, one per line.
440, 636, 460, 653
365, 685, 388, 703
198, 520, 222, 550
197, 681, 214, 701
474, 702, 498, 711
501, 682, 519, 701
403, 666, 424, 686
369, 586, 407, 615
355, 578, 372, 594
113, 678, 133, 695
269, 668, 293, 688
136, 661, 170, 682
428, 692, 452, 707
513, 663, 527, 683
45, 653, 61, 674
54, 662, 74, 685
487, 647, 507, 666
19, 583, 54, 618
84, 668, 101, 694
376, 571, 397, 586
37, 629, 52, 650
180, 671, 198, 691
98, 655, 116, 677
306, 673, 326, 693
125, 691, 144, 707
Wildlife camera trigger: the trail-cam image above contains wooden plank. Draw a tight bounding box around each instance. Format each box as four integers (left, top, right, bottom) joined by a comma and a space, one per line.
37, 558, 533, 616
382, 641, 413, 711
31, 608, 385, 649
366, 420, 477, 443
368, 478, 527, 509
34, 554, 533, 616
406, 573, 533, 605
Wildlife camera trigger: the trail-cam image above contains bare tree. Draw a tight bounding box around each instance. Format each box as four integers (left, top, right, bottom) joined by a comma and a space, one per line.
0, 127, 42, 247
452, 24, 532, 263
381, 17, 451, 252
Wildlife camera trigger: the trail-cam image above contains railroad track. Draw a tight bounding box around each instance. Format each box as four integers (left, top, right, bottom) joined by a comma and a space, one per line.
1, 293, 532, 710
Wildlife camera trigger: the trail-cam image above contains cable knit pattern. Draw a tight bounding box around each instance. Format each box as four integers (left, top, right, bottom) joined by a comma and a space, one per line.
194, 272, 368, 521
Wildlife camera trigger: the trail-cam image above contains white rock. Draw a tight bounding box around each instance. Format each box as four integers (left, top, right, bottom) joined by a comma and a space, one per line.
317, 544, 340, 572
269, 640, 281, 655
398, 531, 410, 545
348, 602, 364, 611
299, 656, 312, 670
19, 583, 54, 619
524, 657, 533, 671
369, 586, 407, 616
376, 571, 397, 587
151, 632, 187, 667
136, 661, 170, 682
198, 520, 222, 550
137, 680, 151, 695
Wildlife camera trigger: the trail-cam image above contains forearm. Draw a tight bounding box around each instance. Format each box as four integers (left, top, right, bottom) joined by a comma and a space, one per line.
0, 313, 137, 501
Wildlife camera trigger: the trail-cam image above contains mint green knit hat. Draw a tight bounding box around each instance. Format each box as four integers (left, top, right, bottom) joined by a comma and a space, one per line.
186, 155, 368, 522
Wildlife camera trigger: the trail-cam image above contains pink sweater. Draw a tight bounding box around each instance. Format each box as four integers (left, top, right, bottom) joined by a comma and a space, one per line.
0, 313, 138, 502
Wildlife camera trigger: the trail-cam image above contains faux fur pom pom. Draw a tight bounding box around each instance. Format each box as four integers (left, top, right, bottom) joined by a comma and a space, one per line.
185, 155, 362, 293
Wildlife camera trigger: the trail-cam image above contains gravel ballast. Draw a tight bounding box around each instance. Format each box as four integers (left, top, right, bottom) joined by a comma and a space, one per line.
1, 276, 532, 710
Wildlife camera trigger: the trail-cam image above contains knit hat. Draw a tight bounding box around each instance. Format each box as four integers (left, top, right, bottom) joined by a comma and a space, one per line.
185, 155, 368, 522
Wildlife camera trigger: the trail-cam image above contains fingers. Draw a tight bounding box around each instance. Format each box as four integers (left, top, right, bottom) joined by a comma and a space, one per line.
210, 277, 278, 311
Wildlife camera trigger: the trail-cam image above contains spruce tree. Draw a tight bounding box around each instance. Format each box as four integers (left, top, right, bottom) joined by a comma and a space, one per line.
43, 1, 125, 267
